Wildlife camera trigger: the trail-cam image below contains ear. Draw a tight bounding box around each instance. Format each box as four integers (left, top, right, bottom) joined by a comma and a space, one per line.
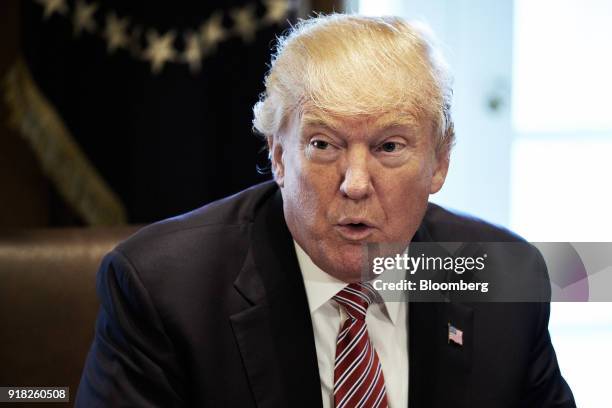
430, 147, 450, 194
267, 135, 285, 187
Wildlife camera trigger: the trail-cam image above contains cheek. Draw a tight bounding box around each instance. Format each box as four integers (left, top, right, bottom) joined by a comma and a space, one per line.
377, 165, 432, 231
285, 161, 338, 227
380, 160, 432, 199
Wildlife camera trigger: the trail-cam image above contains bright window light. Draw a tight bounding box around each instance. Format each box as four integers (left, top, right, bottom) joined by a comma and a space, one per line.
513, 0, 612, 132
513, 2, 612, 406
357, 0, 400, 16
510, 138, 612, 242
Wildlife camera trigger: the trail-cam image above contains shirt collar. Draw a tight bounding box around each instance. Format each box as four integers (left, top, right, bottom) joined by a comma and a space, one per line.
294, 241, 403, 325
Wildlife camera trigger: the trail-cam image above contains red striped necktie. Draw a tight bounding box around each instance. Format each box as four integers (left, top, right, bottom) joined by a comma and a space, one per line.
333, 283, 388, 408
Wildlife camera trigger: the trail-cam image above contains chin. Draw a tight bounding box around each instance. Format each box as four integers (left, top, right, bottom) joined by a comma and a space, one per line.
321, 242, 369, 283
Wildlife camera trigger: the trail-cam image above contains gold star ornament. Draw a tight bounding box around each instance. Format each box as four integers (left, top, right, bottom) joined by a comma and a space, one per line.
104, 12, 130, 53
199, 12, 227, 53
263, 0, 290, 24
231, 5, 258, 43
142, 29, 177, 74
36, 0, 68, 20
73, 0, 98, 36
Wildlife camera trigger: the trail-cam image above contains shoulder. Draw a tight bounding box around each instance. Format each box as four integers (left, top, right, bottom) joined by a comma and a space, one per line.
421, 202, 525, 242
116, 181, 277, 259
101, 181, 278, 296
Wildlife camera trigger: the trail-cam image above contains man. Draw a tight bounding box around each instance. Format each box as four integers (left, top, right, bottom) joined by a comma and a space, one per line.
76, 14, 575, 407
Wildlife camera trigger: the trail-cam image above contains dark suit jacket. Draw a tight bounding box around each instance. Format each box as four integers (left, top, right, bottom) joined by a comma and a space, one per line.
76, 181, 576, 407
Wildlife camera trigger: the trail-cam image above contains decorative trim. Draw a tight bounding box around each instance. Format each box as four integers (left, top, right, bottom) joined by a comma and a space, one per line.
3, 57, 128, 225
33, 0, 293, 74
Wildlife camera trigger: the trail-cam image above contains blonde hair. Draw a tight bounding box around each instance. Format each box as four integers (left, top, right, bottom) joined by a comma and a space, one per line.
252, 14, 454, 152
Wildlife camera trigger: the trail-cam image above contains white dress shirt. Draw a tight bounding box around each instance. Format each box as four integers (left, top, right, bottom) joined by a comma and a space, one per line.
294, 242, 409, 408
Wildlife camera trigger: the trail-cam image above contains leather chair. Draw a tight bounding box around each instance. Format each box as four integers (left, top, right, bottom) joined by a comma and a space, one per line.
0, 227, 139, 407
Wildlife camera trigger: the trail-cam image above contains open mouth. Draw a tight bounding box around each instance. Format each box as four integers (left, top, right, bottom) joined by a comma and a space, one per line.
335, 222, 375, 241
345, 223, 368, 230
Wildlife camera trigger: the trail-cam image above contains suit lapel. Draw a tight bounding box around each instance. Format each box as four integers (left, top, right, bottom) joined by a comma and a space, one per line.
409, 214, 474, 408
230, 189, 323, 408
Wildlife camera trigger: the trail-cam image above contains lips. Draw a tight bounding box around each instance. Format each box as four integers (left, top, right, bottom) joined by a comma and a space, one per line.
335, 218, 376, 241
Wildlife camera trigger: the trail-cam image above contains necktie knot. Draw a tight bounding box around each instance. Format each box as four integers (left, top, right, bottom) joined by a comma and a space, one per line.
333, 282, 379, 320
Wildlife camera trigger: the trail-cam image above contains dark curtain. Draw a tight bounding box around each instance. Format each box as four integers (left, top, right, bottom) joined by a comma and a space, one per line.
20, 0, 294, 223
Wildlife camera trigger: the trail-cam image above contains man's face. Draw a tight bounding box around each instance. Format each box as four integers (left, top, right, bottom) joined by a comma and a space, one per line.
270, 107, 449, 282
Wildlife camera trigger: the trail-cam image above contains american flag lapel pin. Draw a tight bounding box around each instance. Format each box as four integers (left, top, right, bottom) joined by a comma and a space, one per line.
448, 322, 464, 346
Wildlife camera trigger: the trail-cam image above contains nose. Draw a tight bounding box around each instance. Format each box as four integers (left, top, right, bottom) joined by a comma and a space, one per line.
339, 147, 372, 200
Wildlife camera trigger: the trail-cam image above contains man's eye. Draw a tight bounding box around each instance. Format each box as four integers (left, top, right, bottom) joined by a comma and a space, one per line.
380, 142, 398, 152
311, 140, 330, 150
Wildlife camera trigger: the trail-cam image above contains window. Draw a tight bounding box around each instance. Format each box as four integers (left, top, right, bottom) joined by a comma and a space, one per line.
512, 1, 612, 404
